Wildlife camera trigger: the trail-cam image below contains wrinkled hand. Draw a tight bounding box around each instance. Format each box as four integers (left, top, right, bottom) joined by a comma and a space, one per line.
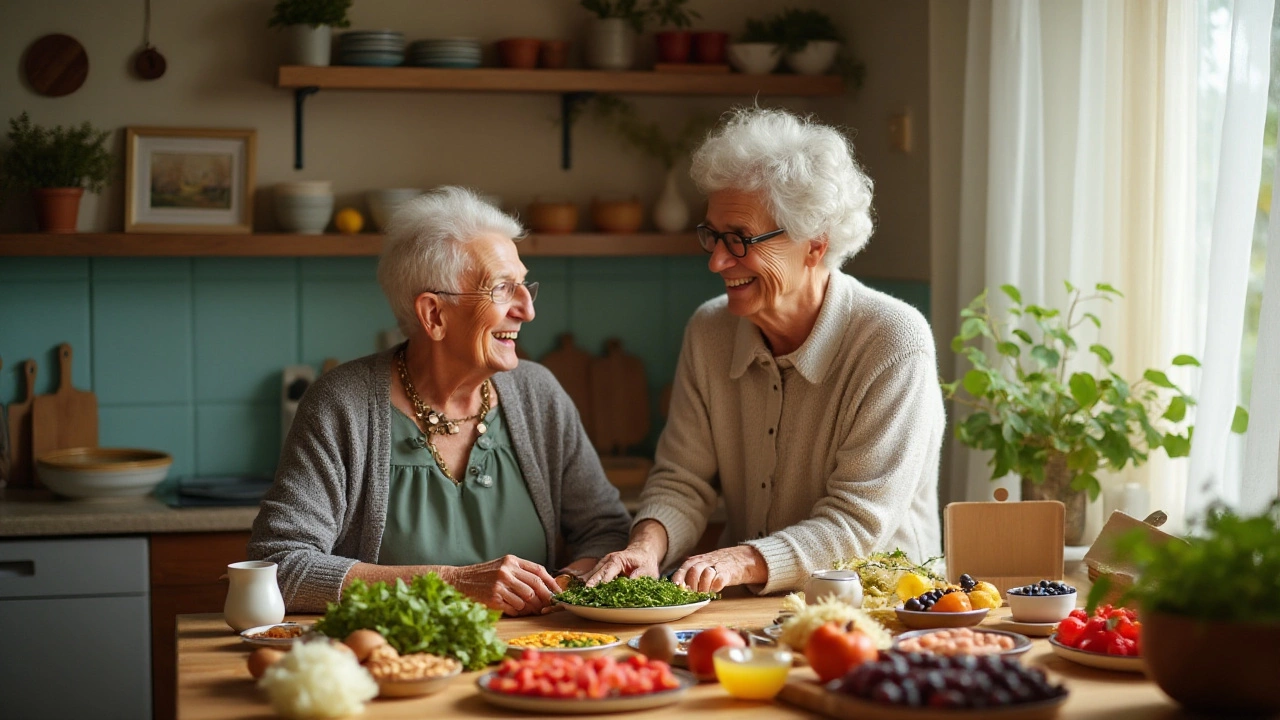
449, 555, 561, 616
671, 546, 767, 593
583, 545, 661, 587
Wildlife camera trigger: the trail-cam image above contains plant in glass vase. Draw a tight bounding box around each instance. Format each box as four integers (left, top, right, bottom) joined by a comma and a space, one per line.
943, 282, 1249, 545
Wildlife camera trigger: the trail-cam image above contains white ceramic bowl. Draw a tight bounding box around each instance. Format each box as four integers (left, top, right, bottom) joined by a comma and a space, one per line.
1007, 587, 1078, 623
276, 194, 334, 234
785, 40, 840, 75
275, 181, 332, 196
36, 447, 172, 501
728, 43, 781, 74
367, 188, 423, 231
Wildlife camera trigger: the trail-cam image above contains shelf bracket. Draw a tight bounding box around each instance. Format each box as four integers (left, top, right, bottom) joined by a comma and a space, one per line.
560, 91, 595, 170
293, 86, 320, 170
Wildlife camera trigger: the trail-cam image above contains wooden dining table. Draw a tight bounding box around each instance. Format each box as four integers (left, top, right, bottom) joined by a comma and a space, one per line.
177, 593, 1184, 719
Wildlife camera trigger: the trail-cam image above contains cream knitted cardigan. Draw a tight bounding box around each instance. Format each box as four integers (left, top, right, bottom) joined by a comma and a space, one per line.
633, 272, 945, 594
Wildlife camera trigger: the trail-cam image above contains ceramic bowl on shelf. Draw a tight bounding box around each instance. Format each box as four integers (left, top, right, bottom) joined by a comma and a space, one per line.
366, 188, 423, 231
36, 447, 172, 500
591, 199, 643, 233
728, 43, 782, 74
276, 193, 334, 234
785, 40, 840, 75
526, 200, 578, 233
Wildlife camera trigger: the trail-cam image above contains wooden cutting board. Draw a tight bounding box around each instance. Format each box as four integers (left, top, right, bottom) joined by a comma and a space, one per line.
780, 671, 1063, 719
944, 500, 1065, 593
31, 343, 99, 461
539, 333, 594, 436
589, 338, 649, 455
6, 359, 38, 487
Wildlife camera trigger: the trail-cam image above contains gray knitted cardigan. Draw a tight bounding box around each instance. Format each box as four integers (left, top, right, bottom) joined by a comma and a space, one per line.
248, 349, 633, 611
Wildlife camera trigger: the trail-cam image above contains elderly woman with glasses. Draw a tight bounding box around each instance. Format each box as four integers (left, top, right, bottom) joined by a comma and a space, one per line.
250, 187, 632, 615
586, 107, 945, 595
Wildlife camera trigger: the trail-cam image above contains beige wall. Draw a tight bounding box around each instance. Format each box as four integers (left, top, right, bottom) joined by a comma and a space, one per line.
1, 0, 930, 281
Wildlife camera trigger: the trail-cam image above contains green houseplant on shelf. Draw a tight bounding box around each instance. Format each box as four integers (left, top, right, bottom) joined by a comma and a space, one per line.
1086, 500, 1280, 714
269, 0, 352, 66
944, 282, 1249, 545
1, 112, 112, 233
581, 0, 649, 70
650, 0, 701, 64
769, 8, 842, 76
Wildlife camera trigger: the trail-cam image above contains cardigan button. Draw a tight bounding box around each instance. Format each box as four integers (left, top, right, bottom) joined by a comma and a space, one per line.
469, 465, 480, 476
478, 475, 494, 487
477, 436, 493, 450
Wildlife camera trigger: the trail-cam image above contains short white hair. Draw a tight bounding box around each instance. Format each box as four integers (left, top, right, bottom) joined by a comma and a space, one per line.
377, 186, 525, 336
690, 107, 875, 269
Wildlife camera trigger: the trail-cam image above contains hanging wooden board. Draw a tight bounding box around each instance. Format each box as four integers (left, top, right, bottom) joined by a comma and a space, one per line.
6, 360, 38, 487
23, 34, 89, 97
31, 343, 99, 463
589, 338, 649, 455
944, 499, 1065, 593
539, 333, 594, 438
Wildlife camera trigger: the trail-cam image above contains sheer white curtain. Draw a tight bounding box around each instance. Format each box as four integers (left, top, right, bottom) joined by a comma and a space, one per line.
952, 0, 1274, 532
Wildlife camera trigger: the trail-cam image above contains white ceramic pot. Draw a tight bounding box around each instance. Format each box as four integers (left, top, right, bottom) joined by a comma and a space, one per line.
727, 43, 781, 75
585, 18, 636, 71
653, 168, 689, 232
224, 561, 286, 632
366, 188, 423, 231
804, 569, 863, 606
289, 24, 332, 66
786, 40, 840, 76
276, 193, 334, 234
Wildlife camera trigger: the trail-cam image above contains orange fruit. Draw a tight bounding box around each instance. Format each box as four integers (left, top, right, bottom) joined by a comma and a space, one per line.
930, 591, 973, 613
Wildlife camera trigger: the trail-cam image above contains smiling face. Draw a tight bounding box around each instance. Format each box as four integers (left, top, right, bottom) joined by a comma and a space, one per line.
438, 232, 534, 374
704, 188, 817, 322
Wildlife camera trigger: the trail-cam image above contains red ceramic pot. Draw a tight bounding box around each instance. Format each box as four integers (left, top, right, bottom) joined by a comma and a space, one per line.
1143, 611, 1280, 715
693, 31, 729, 64
497, 38, 540, 69
654, 31, 692, 64
32, 187, 83, 233
539, 40, 570, 69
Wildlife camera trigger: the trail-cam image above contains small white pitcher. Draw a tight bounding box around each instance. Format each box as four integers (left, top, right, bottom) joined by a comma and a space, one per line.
805, 569, 863, 607
224, 561, 286, 632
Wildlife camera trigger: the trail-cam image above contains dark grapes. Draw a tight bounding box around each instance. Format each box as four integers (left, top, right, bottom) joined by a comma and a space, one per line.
835, 652, 1068, 709
1009, 579, 1076, 597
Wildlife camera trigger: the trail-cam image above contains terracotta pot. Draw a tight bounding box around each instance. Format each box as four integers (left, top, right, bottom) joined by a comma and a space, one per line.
539, 40, 570, 69
32, 187, 84, 233
693, 31, 729, 64
1143, 611, 1280, 714
1021, 452, 1086, 545
592, 199, 643, 233
526, 201, 579, 234
497, 38, 540, 69
654, 31, 692, 64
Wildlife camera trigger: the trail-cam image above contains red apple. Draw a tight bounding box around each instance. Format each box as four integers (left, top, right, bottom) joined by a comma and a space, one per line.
686, 626, 746, 680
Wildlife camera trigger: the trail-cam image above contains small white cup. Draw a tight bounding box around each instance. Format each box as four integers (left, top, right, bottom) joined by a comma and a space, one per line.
224, 560, 286, 632
804, 569, 863, 606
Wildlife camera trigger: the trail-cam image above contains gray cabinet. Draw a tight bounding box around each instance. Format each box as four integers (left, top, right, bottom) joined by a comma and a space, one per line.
0, 537, 151, 720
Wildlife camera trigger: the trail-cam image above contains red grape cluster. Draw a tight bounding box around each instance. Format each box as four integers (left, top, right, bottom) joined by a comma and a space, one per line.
831, 652, 1068, 709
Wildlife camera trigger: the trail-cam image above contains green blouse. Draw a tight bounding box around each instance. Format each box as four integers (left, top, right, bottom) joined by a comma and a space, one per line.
378, 406, 547, 567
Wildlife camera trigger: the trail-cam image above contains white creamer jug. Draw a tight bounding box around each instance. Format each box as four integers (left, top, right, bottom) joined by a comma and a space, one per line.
224, 560, 285, 632
805, 569, 863, 606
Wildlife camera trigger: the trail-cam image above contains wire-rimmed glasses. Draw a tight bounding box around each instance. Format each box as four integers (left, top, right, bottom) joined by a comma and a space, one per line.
695, 225, 786, 257
426, 280, 539, 304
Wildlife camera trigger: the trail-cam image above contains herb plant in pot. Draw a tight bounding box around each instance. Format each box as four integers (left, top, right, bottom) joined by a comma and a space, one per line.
945, 283, 1249, 545
650, 0, 699, 64
1088, 501, 1280, 714
581, 0, 647, 70
269, 0, 352, 66
728, 18, 782, 75
772, 8, 842, 75
1, 113, 112, 233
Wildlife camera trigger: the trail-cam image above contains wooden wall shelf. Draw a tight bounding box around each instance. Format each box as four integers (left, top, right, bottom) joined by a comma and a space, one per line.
276, 66, 844, 96
0, 232, 702, 258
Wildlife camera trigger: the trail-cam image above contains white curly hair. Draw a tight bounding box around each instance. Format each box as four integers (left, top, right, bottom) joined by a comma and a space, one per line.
377, 186, 525, 337
690, 107, 875, 269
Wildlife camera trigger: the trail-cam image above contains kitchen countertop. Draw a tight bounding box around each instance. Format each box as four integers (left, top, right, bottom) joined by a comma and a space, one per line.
0, 488, 258, 537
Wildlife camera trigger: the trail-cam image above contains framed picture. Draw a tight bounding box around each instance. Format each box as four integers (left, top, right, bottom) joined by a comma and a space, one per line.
125, 127, 256, 233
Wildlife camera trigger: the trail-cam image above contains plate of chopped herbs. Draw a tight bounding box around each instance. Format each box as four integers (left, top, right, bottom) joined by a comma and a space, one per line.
553, 577, 716, 624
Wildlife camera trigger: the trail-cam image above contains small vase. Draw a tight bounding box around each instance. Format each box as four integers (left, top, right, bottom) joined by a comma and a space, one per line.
693, 31, 729, 64
32, 188, 84, 233
289, 24, 331, 66
224, 560, 286, 632
1021, 452, 1087, 545
654, 31, 692, 64
585, 18, 636, 71
653, 168, 689, 233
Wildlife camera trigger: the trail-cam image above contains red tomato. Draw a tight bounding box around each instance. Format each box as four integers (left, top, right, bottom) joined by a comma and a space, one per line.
1055, 616, 1086, 647
686, 626, 746, 680
805, 623, 880, 683
1068, 608, 1088, 622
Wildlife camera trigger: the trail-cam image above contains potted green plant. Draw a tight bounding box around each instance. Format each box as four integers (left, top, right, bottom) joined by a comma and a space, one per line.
268, 0, 352, 66
581, 0, 648, 70
1087, 500, 1280, 714
770, 8, 842, 75
649, 0, 700, 64
1, 112, 112, 233
728, 18, 783, 75
945, 282, 1249, 545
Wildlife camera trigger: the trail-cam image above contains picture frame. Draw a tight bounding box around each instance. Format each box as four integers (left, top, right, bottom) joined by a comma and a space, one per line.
124, 127, 256, 234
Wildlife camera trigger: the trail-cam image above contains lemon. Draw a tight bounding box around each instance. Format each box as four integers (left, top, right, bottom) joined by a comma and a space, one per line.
334, 207, 364, 234
896, 573, 932, 603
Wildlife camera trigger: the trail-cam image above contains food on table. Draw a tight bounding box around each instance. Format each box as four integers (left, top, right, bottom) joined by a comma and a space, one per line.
713, 647, 794, 700
637, 625, 679, 664
314, 573, 505, 670
554, 576, 717, 608
833, 549, 947, 610
363, 644, 459, 682
832, 652, 1068, 709
258, 640, 378, 719
686, 626, 747, 680
249, 624, 307, 640
1053, 605, 1141, 656
967, 581, 1003, 610
507, 631, 619, 649
895, 628, 1018, 656
487, 650, 682, 699
804, 622, 879, 683
343, 629, 388, 663
929, 590, 974, 613
1010, 579, 1076, 597
777, 596, 893, 651
248, 647, 286, 679
895, 572, 934, 603
902, 574, 1001, 612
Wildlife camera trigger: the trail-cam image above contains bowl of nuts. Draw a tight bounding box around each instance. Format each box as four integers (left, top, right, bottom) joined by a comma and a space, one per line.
365, 643, 463, 698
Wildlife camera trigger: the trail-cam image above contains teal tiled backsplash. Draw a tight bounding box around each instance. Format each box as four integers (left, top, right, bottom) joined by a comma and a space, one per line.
0, 256, 928, 482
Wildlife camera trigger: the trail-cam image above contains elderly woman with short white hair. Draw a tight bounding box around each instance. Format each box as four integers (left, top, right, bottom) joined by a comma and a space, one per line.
587, 107, 945, 594
250, 186, 631, 615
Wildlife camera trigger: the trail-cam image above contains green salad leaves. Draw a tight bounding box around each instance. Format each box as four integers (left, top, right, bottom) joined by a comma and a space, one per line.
314, 573, 505, 670
554, 576, 717, 608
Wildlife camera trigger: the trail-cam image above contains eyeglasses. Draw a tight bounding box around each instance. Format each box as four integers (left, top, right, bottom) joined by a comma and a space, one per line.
695, 225, 786, 258
426, 280, 539, 304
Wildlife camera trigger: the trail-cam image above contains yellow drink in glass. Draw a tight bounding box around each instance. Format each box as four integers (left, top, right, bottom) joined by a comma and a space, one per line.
713, 647, 793, 700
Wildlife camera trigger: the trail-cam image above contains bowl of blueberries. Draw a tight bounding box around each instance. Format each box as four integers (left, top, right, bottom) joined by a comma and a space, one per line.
1006, 580, 1077, 624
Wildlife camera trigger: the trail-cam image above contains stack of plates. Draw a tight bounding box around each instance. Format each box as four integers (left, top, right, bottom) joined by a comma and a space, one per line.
408, 38, 481, 68
337, 30, 405, 67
